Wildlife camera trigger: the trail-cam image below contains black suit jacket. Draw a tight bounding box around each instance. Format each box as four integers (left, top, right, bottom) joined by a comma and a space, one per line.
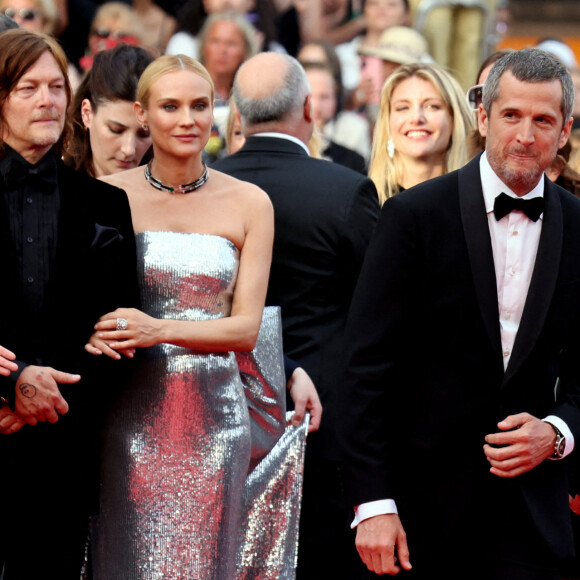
212, 136, 379, 456
323, 140, 367, 174
0, 158, 139, 505
340, 154, 580, 561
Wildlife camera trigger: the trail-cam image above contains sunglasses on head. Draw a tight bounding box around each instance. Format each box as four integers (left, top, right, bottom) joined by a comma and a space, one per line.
466, 84, 483, 110
91, 28, 131, 39
4, 7, 37, 20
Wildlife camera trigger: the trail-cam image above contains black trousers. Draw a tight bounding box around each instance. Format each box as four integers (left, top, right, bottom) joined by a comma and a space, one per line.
361, 476, 563, 580
0, 428, 94, 580
296, 451, 370, 579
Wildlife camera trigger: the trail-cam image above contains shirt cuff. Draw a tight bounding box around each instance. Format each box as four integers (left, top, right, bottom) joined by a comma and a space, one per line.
351, 499, 398, 528
543, 415, 574, 458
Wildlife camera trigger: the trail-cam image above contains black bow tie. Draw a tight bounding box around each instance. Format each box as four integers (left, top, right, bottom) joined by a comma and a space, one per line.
493, 192, 544, 222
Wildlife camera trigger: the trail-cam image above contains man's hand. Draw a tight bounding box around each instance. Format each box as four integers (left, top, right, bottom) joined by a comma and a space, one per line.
356, 514, 412, 575
484, 412, 556, 478
287, 367, 322, 432
0, 404, 26, 434
0, 345, 18, 376
14, 365, 80, 426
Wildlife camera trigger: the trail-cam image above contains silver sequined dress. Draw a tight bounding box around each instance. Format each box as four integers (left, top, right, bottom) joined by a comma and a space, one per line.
95, 231, 252, 579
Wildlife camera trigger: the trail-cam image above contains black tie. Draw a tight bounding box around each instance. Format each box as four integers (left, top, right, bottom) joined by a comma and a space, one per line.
493, 192, 544, 222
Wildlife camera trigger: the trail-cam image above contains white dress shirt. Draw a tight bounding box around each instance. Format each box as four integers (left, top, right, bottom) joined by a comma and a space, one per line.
352, 153, 573, 527
251, 132, 310, 155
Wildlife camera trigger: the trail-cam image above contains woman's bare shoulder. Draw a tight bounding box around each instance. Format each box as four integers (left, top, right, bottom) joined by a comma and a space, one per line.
208, 168, 272, 209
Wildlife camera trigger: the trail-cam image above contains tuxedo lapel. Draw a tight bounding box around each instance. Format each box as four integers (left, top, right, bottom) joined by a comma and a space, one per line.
458, 156, 502, 360
503, 180, 563, 385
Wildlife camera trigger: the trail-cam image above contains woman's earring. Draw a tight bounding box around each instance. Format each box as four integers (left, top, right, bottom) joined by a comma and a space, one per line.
141, 124, 148, 130
387, 139, 395, 159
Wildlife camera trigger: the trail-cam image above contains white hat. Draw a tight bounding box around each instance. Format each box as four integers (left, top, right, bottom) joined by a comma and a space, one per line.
358, 26, 431, 65
535, 39, 578, 69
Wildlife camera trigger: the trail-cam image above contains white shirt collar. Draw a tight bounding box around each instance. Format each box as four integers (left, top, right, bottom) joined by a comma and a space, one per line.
480, 151, 545, 216
251, 132, 310, 155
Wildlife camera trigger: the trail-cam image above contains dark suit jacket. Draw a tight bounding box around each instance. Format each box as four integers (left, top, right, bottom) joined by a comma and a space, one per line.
0, 157, 139, 507
212, 135, 379, 456
323, 140, 367, 174
340, 154, 580, 562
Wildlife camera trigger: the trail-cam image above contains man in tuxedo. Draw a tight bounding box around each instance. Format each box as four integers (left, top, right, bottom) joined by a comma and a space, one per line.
340, 48, 580, 579
0, 30, 138, 579
212, 52, 380, 578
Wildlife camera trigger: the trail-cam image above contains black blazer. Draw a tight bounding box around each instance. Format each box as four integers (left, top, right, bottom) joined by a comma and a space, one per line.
0, 158, 139, 501
340, 154, 580, 560
212, 136, 380, 455
323, 140, 367, 174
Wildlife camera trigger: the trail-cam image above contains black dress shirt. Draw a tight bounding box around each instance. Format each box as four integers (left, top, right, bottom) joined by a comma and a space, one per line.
1, 145, 59, 316
0, 145, 59, 401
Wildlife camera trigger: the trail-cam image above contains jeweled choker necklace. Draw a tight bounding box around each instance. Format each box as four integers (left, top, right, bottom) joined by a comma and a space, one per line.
145, 160, 209, 194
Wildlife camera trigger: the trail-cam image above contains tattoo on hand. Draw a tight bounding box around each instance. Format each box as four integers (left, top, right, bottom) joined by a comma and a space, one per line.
19, 383, 37, 398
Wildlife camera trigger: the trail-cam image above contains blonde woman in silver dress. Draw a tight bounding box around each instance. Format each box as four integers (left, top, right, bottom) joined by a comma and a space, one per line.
86, 54, 274, 578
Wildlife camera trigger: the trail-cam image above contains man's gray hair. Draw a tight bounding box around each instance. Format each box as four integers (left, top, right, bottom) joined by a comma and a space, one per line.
233, 53, 311, 126
482, 48, 574, 123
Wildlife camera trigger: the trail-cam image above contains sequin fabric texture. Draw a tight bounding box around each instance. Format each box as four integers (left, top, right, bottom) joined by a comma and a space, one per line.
93, 232, 307, 580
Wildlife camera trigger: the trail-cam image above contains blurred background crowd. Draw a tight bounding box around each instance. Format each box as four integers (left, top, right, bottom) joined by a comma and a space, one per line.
0, 0, 578, 190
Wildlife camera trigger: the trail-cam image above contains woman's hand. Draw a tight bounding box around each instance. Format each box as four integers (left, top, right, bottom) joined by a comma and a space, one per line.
287, 367, 322, 433
85, 332, 136, 360
0, 345, 18, 376
94, 308, 163, 350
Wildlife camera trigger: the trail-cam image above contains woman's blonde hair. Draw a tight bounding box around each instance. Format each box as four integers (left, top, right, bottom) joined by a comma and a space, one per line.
369, 62, 474, 204
137, 53, 215, 109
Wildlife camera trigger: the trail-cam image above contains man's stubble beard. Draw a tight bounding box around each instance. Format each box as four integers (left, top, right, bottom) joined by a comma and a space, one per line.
486, 146, 544, 195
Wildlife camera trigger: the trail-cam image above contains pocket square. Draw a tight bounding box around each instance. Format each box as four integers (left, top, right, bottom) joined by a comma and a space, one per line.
91, 223, 124, 250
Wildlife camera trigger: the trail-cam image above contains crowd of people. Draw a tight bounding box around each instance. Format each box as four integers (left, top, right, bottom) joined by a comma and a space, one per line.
1, 1, 580, 579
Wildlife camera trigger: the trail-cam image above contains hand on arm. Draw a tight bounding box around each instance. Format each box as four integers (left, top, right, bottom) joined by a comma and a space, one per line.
93, 185, 274, 354
287, 367, 322, 432
483, 412, 556, 477
0, 345, 18, 376
14, 365, 79, 426
90, 308, 161, 352
355, 514, 411, 575
85, 327, 136, 360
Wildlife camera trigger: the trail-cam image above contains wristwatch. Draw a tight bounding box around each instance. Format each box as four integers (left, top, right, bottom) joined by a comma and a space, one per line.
545, 422, 566, 459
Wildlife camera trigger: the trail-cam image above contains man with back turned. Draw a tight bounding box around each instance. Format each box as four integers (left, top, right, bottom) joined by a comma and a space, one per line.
213, 52, 380, 578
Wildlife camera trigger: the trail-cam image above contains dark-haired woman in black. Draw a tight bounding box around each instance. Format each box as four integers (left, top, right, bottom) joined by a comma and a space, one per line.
64, 43, 153, 177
